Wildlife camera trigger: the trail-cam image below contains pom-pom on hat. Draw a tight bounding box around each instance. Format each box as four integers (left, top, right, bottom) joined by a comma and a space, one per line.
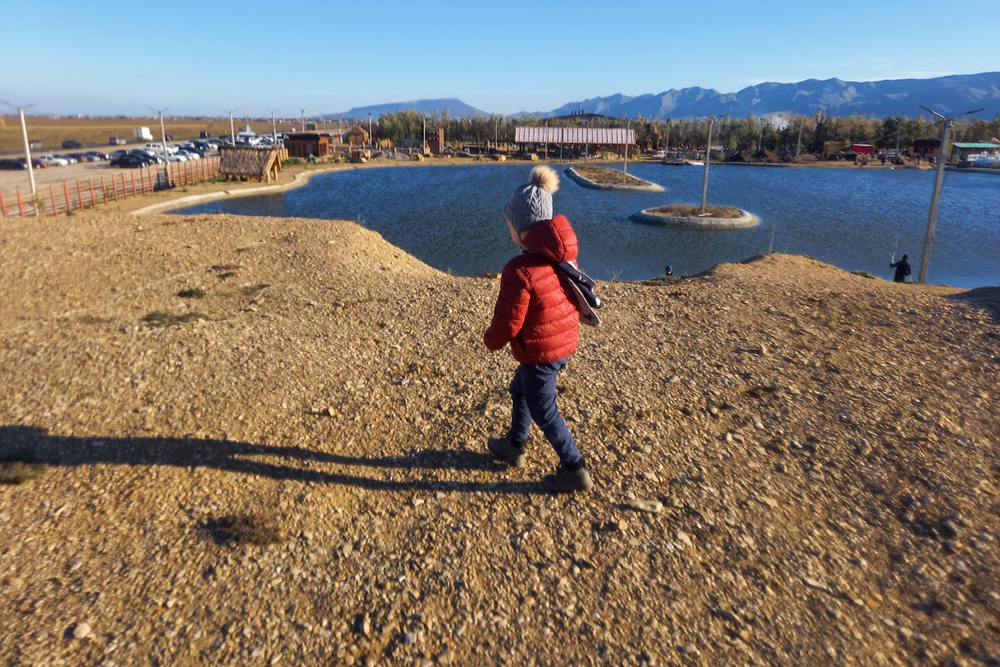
503, 166, 560, 234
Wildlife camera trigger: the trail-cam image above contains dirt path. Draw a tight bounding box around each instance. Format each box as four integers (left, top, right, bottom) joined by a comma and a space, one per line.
1, 207, 998, 666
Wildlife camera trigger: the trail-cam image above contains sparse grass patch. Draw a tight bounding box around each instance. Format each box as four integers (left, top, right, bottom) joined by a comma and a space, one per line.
646, 274, 685, 285
204, 513, 282, 546
852, 270, 876, 279
217, 271, 237, 280
241, 283, 270, 296
143, 311, 209, 326
646, 204, 743, 219
178, 288, 208, 298
0, 459, 48, 485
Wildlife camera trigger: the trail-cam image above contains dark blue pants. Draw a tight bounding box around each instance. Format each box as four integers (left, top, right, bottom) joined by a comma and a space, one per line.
508, 358, 581, 465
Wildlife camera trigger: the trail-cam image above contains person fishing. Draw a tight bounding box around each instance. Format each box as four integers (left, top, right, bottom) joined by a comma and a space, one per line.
890, 254, 911, 283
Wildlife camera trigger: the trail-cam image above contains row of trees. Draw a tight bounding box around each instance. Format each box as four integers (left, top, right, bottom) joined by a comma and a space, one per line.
368, 109, 1000, 154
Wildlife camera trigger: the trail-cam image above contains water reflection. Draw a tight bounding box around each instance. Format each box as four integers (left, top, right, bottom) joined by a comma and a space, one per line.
174, 163, 999, 288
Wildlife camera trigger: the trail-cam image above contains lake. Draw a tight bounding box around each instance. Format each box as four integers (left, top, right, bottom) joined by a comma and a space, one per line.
174, 162, 999, 288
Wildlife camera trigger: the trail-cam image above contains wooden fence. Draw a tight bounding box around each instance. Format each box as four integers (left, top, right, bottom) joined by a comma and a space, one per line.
0, 156, 223, 218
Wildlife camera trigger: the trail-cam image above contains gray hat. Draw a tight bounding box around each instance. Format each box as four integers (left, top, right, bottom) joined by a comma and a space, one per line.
503, 166, 559, 234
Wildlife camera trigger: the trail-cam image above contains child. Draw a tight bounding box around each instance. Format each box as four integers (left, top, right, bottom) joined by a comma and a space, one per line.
483, 166, 592, 492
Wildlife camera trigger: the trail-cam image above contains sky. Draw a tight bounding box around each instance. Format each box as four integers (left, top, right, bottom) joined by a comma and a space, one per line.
3, 0, 999, 118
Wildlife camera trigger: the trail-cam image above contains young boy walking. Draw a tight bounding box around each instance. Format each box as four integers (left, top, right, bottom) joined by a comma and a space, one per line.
483, 166, 593, 492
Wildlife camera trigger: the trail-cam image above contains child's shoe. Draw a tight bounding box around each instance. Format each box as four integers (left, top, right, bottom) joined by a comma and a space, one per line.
544, 461, 593, 493
488, 436, 526, 468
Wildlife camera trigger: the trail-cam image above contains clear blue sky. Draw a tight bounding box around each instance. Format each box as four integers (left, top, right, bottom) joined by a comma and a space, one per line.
3, 0, 998, 117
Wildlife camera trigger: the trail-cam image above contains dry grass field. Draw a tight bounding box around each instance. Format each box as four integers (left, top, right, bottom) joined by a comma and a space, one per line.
0, 116, 339, 152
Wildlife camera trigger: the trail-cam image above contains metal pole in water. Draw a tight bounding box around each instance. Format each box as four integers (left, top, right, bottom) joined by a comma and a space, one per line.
701, 117, 714, 213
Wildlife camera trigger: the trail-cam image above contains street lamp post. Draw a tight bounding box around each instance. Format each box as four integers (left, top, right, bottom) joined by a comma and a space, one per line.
915, 105, 983, 283
2, 101, 38, 212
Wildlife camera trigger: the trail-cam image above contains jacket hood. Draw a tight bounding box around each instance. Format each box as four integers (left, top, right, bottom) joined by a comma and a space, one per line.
520, 214, 578, 264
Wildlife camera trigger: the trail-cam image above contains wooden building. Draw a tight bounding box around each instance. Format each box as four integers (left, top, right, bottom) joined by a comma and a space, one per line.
346, 124, 370, 146
285, 133, 331, 158
427, 128, 445, 155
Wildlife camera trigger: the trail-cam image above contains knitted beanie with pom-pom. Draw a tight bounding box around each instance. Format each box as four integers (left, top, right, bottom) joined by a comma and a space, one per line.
503, 165, 560, 234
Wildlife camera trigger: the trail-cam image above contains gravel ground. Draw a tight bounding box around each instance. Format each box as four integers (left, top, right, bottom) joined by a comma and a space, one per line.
1, 207, 998, 666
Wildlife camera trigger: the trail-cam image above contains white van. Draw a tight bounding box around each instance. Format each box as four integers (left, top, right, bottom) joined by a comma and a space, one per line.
145, 142, 165, 152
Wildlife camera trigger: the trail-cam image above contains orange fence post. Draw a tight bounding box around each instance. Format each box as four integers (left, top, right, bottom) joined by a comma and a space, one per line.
121, 174, 127, 200
77, 181, 83, 209
130, 172, 137, 198
0, 191, 6, 218
64, 182, 72, 213
50, 185, 57, 215
89, 178, 95, 208
16, 190, 24, 217
139, 169, 146, 195
147, 168, 153, 192
101, 176, 107, 204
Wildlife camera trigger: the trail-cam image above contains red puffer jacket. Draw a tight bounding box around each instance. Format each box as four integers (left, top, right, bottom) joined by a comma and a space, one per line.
484, 214, 581, 364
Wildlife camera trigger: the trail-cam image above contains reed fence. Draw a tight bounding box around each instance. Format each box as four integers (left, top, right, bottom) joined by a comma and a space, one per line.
0, 156, 223, 218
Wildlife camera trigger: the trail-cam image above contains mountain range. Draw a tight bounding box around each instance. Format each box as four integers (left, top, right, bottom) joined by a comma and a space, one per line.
327, 72, 1000, 120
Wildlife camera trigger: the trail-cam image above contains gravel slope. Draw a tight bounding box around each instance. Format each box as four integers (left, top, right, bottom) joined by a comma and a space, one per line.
1, 209, 998, 666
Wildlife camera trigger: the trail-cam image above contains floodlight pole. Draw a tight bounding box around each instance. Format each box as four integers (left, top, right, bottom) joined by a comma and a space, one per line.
422, 116, 427, 154
917, 107, 952, 284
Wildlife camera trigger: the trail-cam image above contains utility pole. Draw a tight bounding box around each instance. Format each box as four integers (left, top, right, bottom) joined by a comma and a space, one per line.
495, 117, 498, 151
2, 101, 38, 212
795, 118, 803, 159
368, 113, 373, 151
422, 116, 427, 155
895, 115, 903, 153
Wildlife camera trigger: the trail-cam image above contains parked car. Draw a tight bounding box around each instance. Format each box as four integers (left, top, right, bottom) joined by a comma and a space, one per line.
37, 155, 69, 166
166, 152, 188, 162
129, 149, 163, 163
108, 150, 128, 161
53, 154, 78, 164
0, 158, 27, 170
17, 157, 48, 169
109, 136, 127, 145
62, 139, 82, 148
67, 152, 98, 162
110, 155, 152, 168
192, 140, 212, 153
85, 151, 109, 161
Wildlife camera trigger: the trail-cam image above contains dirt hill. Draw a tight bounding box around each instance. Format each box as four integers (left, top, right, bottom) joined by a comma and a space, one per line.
1, 209, 998, 666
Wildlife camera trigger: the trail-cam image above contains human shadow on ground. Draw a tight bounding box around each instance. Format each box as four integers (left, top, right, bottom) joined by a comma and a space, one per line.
948, 286, 1000, 325
0, 425, 546, 495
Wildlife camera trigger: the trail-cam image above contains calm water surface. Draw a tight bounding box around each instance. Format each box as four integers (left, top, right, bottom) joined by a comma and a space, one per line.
176, 163, 999, 287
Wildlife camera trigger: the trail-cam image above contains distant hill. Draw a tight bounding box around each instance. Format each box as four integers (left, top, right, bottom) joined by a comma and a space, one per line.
328, 73, 1000, 121
544, 72, 1000, 119
325, 98, 488, 120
